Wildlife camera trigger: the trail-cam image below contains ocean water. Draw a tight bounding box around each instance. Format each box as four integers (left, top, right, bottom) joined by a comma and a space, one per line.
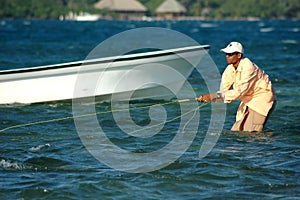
0, 19, 299, 199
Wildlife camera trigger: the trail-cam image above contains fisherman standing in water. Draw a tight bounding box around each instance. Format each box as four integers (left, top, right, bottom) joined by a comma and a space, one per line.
197, 42, 276, 132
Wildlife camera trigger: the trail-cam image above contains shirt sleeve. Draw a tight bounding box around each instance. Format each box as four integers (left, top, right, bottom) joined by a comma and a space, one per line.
220, 65, 234, 92
222, 58, 258, 102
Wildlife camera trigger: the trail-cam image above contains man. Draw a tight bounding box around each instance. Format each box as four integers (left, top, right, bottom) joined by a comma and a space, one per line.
197, 42, 276, 132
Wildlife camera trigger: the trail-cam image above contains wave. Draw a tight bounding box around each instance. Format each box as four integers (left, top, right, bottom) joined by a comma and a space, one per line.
260, 27, 274, 32
0, 159, 24, 170
25, 156, 72, 169
281, 39, 297, 44
200, 23, 218, 28
29, 143, 51, 151
290, 27, 299, 32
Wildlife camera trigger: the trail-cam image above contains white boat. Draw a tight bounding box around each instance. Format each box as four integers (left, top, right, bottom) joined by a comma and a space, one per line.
75, 14, 100, 21
61, 12, 101, 21
0, 45, 209, 104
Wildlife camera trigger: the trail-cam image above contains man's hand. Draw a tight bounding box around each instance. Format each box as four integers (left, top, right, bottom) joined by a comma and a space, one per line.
196, 92, 223, 103
196, 93, 215, 102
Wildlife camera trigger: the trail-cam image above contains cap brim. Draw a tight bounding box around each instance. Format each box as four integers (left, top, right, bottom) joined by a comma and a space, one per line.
220, 48, 235, 53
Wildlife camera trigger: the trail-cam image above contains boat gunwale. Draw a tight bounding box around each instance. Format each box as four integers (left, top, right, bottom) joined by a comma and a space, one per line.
0, 45, 210, 75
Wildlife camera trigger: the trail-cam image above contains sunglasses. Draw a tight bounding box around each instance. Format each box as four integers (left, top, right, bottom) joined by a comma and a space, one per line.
226, 52, 238, 56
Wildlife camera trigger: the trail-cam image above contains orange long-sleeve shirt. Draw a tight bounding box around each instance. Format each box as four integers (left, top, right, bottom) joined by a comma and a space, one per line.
220, 58, 276, 116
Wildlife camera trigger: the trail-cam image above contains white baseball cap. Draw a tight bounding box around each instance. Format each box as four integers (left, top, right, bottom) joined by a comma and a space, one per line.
220, 42, 244, 54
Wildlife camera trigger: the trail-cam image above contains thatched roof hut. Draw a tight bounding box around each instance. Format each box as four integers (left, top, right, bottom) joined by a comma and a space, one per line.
156, 0, 186, 19
94, 0, 147, 20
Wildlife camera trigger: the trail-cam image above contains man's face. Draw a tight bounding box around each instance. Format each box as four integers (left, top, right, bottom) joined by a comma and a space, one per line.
225, 52, 242, 65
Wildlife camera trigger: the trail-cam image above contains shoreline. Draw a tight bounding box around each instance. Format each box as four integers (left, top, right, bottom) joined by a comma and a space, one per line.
1, 16, 300, 22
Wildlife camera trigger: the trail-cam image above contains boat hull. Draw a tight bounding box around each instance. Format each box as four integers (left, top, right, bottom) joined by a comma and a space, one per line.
0, 45, 209, 104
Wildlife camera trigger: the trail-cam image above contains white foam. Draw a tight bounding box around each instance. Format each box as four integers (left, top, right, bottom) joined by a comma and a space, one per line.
200, 23, 218, 28
281, 40, 297, 44
0, 159, 24, 170
291, 27, 299, 32
260, 27, 274, 32
29, 143, 51, 151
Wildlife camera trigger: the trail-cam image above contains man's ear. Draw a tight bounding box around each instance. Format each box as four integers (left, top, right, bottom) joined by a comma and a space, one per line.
237, 53, 243, 59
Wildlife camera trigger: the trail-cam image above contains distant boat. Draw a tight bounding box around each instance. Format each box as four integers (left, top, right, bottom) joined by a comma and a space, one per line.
61, 12, 100, 21
75, 13, 100, 21
0, 45, 209, 104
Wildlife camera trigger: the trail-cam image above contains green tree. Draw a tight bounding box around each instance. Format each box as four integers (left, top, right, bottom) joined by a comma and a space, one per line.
0, 0, 299, 19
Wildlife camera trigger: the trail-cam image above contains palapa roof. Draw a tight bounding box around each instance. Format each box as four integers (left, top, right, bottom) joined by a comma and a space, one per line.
156, 0, 186, 13
94, 0, 147, 12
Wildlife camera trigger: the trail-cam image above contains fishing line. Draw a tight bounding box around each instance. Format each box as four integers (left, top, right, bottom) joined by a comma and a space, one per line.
0, 99, 207, 134
128, 102, 206, 135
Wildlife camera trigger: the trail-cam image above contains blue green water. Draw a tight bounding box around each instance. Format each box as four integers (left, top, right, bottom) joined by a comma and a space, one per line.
0, 19, 299, 199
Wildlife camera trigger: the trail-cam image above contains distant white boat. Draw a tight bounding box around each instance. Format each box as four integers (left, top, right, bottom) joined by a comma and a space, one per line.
61, 12, 100, 21
0, 45, 209, 104
75, 13, 100, 21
